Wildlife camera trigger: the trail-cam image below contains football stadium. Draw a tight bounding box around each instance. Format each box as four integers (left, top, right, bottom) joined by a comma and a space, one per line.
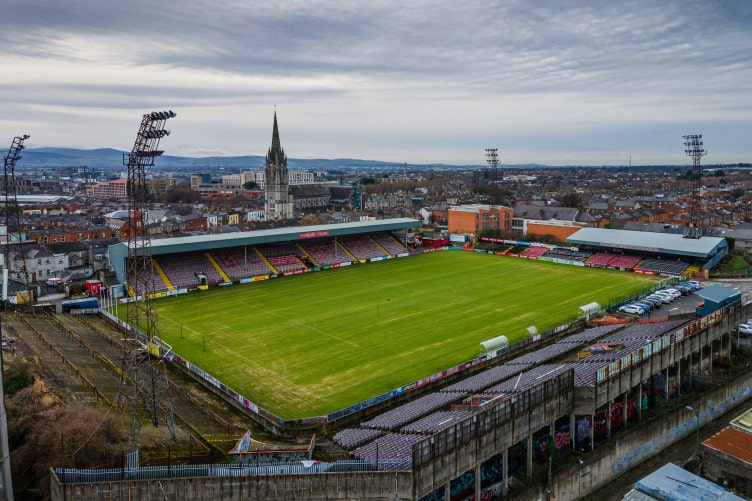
50, 219, 748, 500
106, 219, 685, 423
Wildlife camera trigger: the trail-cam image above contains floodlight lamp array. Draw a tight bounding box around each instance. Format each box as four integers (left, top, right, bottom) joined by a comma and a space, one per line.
150, 110, 176, 120
682, 134, 706, 158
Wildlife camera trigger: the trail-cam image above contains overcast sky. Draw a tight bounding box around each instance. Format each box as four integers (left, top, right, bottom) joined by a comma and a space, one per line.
1, 0, 750, 166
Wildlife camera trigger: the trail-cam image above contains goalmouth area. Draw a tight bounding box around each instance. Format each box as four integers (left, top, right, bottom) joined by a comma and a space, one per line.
120, 250, 659, 420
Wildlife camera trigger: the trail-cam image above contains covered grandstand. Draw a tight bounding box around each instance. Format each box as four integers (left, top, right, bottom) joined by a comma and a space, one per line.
107, 218, 418, 293
565, 227, 728, 272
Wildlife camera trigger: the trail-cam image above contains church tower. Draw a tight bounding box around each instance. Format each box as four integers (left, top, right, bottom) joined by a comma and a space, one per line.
264, 111, 294, 220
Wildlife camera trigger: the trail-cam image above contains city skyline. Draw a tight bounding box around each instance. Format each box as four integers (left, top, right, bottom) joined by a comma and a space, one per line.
1, 0, 751, 166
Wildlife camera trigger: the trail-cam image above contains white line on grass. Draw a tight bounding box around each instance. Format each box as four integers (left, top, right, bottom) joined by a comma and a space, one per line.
237, 300, 361, 349
159, 310, 322, 402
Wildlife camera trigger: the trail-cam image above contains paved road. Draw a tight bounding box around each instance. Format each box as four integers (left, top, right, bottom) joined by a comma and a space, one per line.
582, 391, 752, 500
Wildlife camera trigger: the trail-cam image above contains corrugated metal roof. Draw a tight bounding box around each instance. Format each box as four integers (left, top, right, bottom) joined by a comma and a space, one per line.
730, 408, 752, 434
622, 488, 659, 501
704, 427, 752, 466
695, 284, 741, 304
634, 462, 745, 500
565, 228, 725, 258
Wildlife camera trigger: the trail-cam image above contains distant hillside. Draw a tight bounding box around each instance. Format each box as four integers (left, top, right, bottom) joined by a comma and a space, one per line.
18, 147, 487, 171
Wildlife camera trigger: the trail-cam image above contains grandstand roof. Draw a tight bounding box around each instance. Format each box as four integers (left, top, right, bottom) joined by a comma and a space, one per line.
133, 218, 417, 256
565, 227, 726, 259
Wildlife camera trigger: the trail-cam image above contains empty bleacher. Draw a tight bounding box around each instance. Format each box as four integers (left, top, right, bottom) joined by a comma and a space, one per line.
211, 246, 273, 280
634, 259, 688, 276
371, 233, 409, 256
544, 247, 593, 263
156, 252, 225, 288
340, 236, 388, 261
128, 258, 170, 295
302, 241, 352, 266
586, 252, 641, 269
256, 244, 308, 274
520, 245, 550, 259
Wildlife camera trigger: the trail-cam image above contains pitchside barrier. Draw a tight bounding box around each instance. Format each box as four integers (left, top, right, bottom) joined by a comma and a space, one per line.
99, 245, 680, 435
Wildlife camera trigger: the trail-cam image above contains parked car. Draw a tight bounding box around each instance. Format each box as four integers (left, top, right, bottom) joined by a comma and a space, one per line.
662, 288, 683, 298
633, 301, 655, 311
640, 297, 662, 308
650, 292, 674, 303
738, 324, 752, 338
618, 304, 644, 315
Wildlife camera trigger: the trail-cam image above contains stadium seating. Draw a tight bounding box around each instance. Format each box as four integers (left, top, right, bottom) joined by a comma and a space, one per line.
340, 236, 388, 260
211, 246, 273, 280
257, 244, 308, 274
370, 233, 409, 256
586, 252, 641, 269
544, 247, 593, 263
520, 246, 550, 259
268, 254, 307, 274
351, 433, 425, 462
156, 252, 225, 288
360, 392, 465, 430
400, 409, 475, 434
127, 258, 170, 294
332, 428, 382, 450
302, 241, 352, 266
634, 259, 688, 276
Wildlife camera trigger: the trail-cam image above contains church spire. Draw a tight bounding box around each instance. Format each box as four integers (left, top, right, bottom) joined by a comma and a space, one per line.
271, 110, 281, 151
267, 110, 286, 164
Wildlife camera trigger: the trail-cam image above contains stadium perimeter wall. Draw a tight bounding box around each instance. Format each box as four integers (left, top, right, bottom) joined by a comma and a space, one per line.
50, 470, 414, 501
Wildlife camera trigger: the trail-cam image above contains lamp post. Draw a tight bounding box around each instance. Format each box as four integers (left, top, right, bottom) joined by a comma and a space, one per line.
686, 405, 700, 464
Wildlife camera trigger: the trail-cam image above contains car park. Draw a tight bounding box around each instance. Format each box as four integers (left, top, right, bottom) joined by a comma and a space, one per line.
618, 304, 645, 315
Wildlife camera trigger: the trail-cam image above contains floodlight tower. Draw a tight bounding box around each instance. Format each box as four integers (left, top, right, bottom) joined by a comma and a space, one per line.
3, 135, 32, 299
118, 110, 177, 438
683, 134, 706, 239
485, 148, 499, 206
0, 134, 28, 501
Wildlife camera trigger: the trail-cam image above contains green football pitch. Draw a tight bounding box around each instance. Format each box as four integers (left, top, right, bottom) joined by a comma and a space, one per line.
134, 251, 658, 419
